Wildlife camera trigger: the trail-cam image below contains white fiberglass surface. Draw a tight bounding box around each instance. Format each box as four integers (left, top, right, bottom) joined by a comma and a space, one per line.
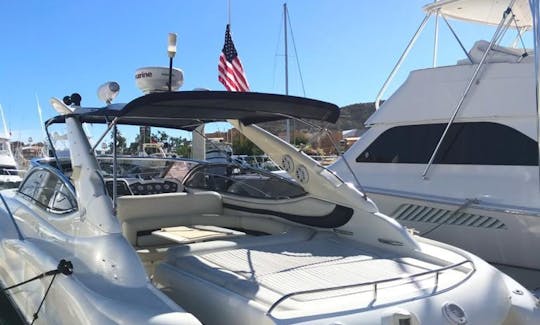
167, 233, 469, 306
340, 162, 540, 210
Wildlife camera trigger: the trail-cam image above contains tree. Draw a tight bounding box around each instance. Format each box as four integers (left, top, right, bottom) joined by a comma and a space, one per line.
155, 130, 169, 143
109, 129, 127, 154
232, 134, 263, 155
293, 133, 308, 147
169, 136, 191, 157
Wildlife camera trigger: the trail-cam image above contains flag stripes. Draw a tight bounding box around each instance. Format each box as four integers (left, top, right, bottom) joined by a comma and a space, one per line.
218, 24, 250, 92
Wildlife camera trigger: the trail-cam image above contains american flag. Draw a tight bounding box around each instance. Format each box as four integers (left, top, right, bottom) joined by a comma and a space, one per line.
218, 24, 250, 92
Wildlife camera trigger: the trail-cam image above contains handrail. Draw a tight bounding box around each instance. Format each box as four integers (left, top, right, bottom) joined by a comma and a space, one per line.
44, 120, 63, 174
421, 2, 517, 179
266, 259, 474, 315
374, 13, 432, 110
442, 15, 474, 64
91, 117, 119, 153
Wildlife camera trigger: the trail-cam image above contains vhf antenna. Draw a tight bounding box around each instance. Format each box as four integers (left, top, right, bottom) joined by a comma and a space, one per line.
168, 33, 178, 92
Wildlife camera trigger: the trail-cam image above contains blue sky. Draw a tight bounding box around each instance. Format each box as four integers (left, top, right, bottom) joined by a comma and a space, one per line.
0, 0, 532, 143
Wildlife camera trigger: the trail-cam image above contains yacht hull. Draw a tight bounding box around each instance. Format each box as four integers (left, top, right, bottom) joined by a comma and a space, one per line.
365, 188, 540, 289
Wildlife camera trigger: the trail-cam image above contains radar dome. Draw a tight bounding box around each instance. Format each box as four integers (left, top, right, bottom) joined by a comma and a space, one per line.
135, 67, 184, 94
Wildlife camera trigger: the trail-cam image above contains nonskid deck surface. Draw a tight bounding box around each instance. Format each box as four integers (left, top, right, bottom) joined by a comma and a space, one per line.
158, 232, 469, 307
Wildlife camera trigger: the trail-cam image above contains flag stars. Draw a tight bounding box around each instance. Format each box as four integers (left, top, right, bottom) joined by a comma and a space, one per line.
218, 24, 250, 92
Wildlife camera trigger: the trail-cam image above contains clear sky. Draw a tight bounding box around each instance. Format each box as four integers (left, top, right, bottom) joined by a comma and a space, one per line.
0, 0, 533, 143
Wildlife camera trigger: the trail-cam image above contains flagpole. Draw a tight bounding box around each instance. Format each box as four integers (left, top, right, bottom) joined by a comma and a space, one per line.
228, 0, 231, 26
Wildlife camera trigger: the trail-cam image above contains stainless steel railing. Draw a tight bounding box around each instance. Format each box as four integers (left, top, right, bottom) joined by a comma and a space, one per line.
266, 259, 475, 315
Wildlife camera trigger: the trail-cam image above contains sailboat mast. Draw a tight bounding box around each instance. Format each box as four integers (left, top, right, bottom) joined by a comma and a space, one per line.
0, 104, 9, 138
284, 3, 289, 95
284, 3, 291, 143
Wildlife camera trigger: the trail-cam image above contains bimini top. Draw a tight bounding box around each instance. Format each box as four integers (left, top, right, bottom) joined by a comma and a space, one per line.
47, 91, 340, 131
423, 0, 532, 28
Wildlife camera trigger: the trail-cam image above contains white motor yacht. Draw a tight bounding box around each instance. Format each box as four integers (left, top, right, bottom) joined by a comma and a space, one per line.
15, 145, 47, 170
331, 0, 540, 289
0, 136, 22, 189
0, 68, 538, 323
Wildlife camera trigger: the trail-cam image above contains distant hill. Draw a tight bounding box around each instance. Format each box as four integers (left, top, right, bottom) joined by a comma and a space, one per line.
336, 102, 376, 131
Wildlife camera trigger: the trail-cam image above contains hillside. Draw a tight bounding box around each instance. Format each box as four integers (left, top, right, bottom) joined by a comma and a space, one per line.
336, 102, 376, 131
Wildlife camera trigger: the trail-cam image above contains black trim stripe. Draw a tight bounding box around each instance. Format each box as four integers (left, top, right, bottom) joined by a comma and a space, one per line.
223, 203, 353, 228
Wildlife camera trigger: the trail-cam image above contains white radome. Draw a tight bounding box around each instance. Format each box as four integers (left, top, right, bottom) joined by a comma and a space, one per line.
135, 66, 184, 94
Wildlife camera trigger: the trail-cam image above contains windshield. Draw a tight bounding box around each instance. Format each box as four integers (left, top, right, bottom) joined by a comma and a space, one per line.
97, 157, 198, 182
183, 163, 306, 199
44, 118, 345, 197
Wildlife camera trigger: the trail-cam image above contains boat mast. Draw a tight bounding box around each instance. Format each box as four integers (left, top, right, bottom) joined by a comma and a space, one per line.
284, 3, 290, 143
433, 9, 439, 67
0, 104, 9, 138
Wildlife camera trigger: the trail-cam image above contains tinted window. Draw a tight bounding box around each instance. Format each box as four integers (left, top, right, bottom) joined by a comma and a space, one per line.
19, 170, 48, 199
184, 164, 306, 199
18, 169, 77, 213
48, 181, 77, 212
357, 122, 538, 165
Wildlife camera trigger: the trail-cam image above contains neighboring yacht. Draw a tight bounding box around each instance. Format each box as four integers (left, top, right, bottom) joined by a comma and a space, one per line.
0, 105, 22, 188
15, 144, 47, 170
0, 136, 22, 189
331, 0, 540, 288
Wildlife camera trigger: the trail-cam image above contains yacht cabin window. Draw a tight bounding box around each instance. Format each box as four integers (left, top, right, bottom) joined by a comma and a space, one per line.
18, 169, 77, 213
356, 122, 538, 165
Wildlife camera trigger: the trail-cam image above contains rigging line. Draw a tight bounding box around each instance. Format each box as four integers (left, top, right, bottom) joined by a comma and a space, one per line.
2, 260, 73, 292
271, 10, 285, 92
511, 12, 529, 54
30, 261, 77, 325
286, 7, 306, 97
31, 274, 57, 325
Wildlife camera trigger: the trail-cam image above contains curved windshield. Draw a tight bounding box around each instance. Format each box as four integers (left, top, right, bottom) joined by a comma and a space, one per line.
97, 157, 198, 182
183, 163, 306, 199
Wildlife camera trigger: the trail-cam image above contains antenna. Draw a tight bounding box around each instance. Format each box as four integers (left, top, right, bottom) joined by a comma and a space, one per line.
284, 3, 289, 97
35, 94, 47, 140
0, 104, 10, 138
168, 33, 178, 92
